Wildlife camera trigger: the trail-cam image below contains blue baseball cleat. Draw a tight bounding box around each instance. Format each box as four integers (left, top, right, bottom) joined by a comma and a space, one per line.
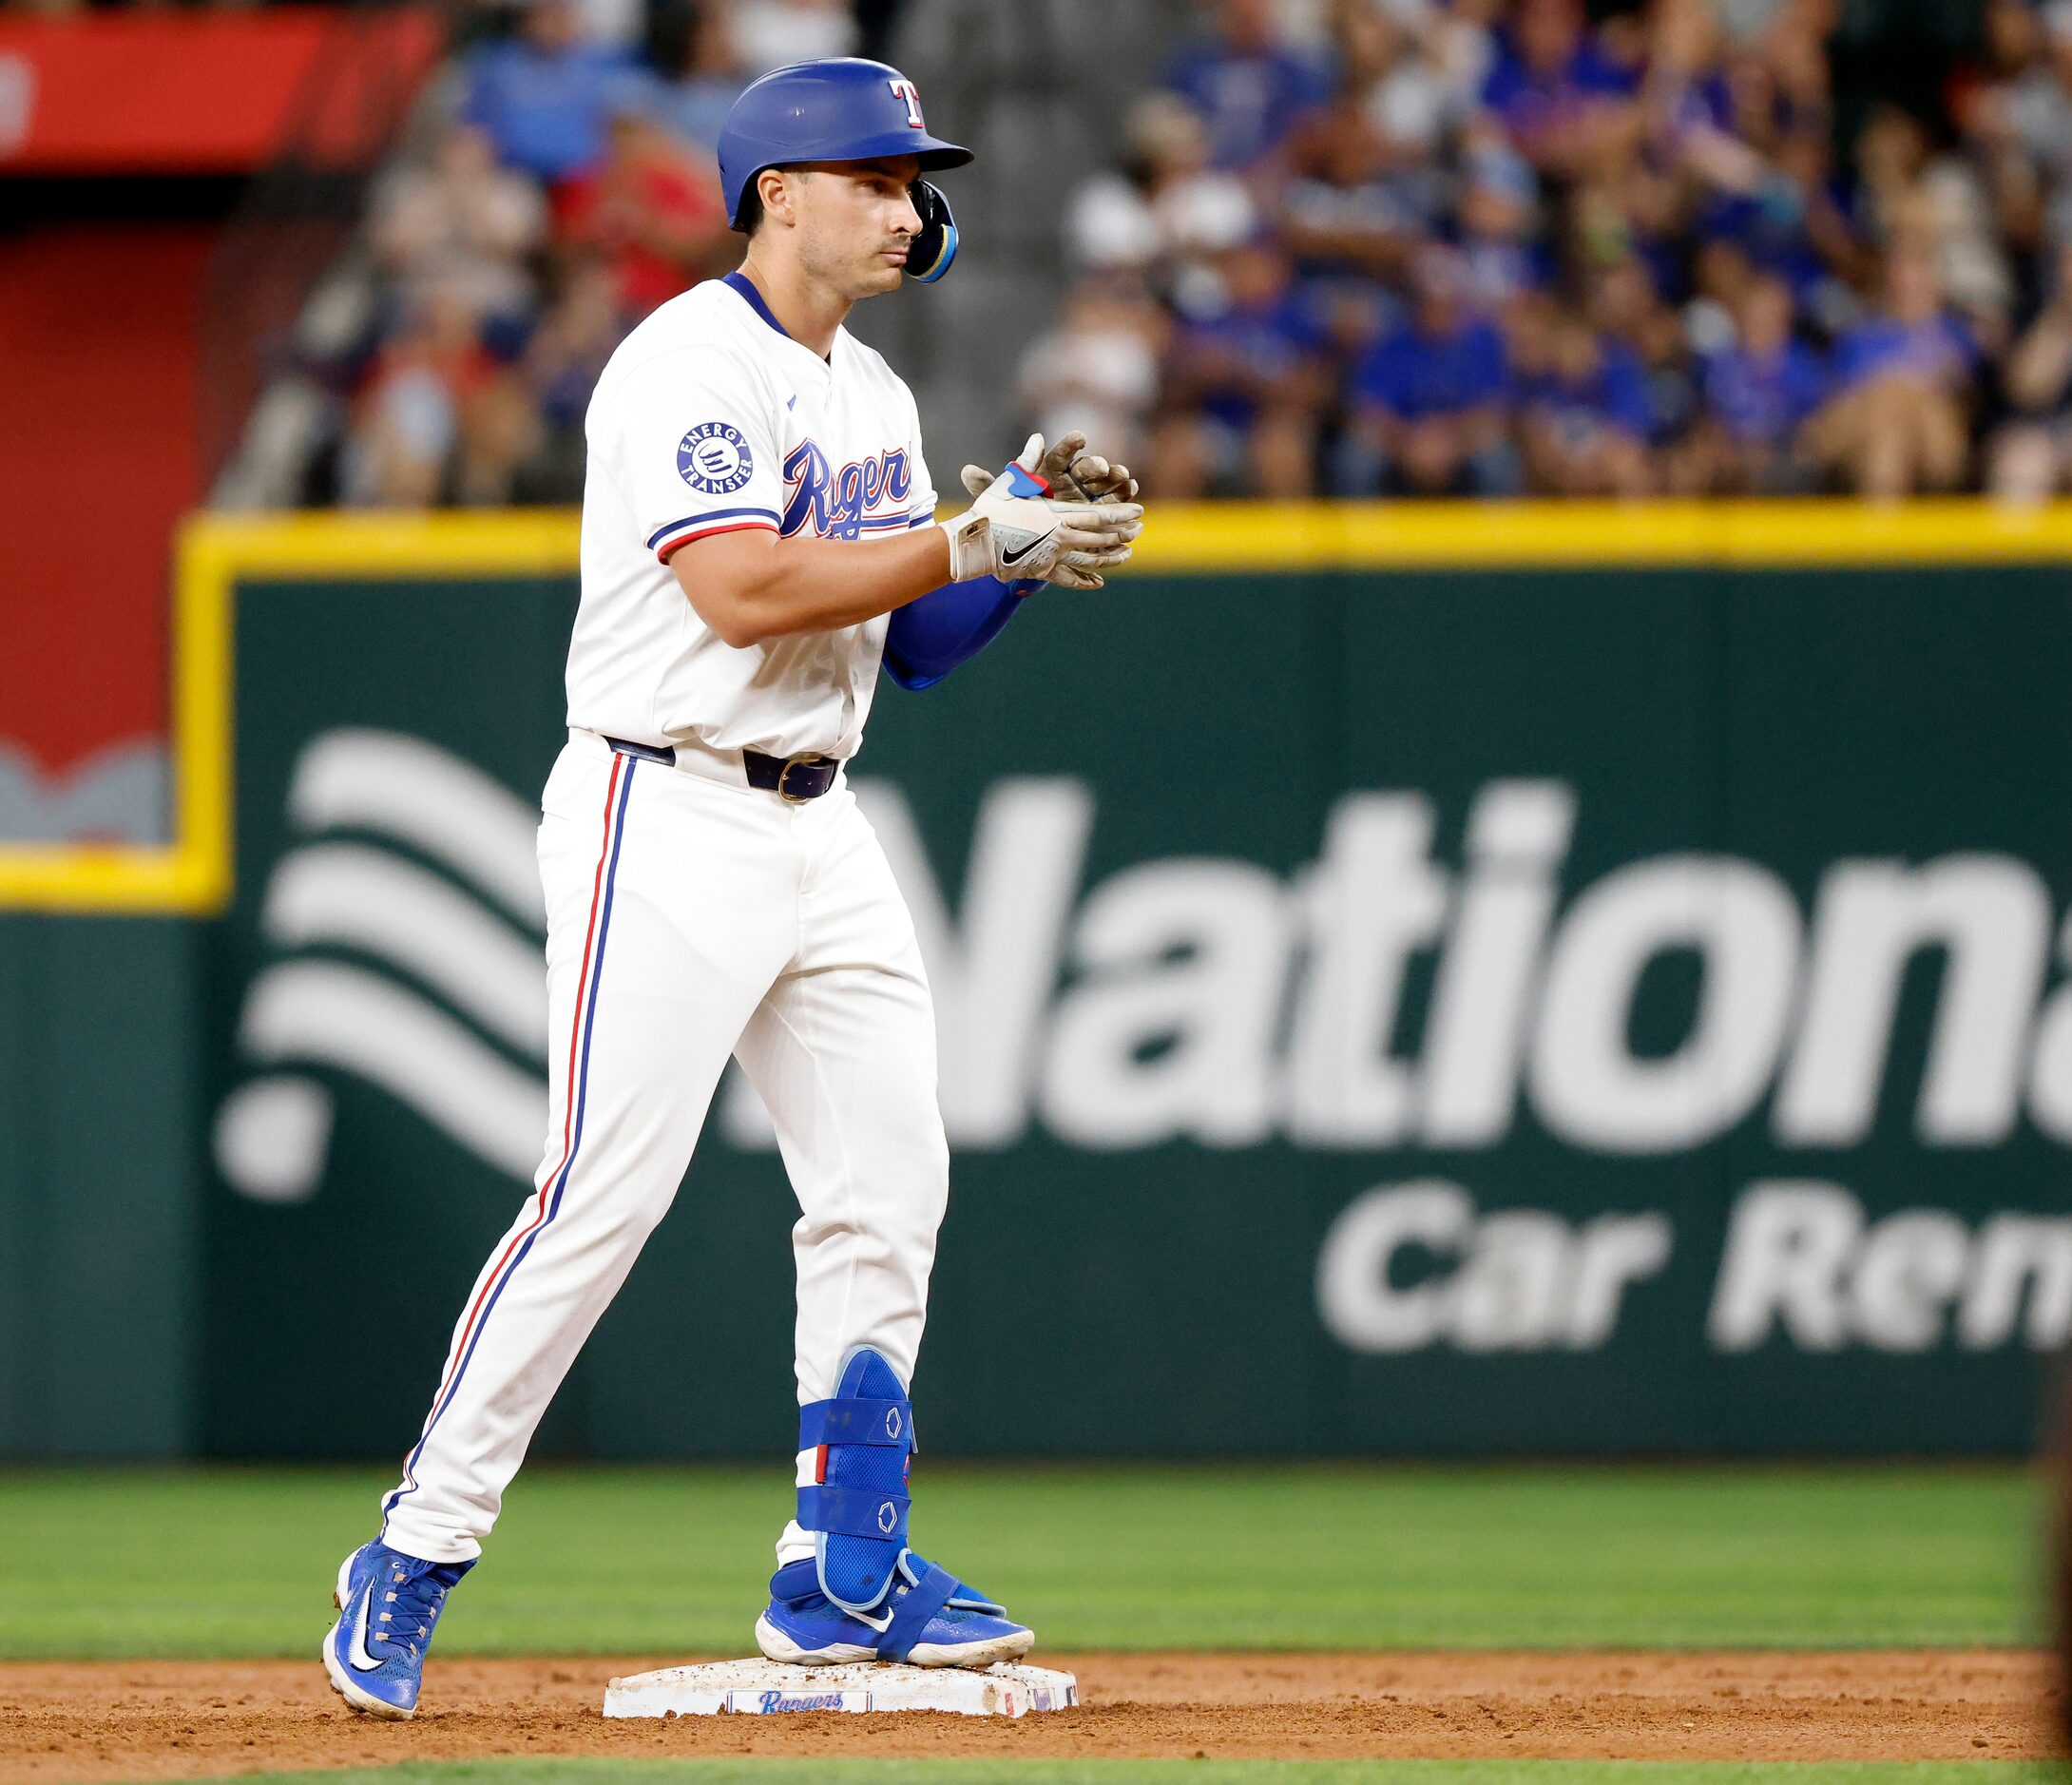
756, 1554, 1034, 1668
320, 1541, 473, 1718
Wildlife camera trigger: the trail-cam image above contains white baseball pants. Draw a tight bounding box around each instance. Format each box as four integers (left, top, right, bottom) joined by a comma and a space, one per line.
378, 727, 949, 1565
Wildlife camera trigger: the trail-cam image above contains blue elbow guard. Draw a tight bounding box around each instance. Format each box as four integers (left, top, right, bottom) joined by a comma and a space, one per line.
797, 1346, 917, 1613
884, 575, 1031, 690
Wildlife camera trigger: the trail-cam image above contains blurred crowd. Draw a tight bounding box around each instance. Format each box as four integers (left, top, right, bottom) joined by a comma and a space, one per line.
230, 0, 2072, 506
279, 0, 891, 506
1044, 0, 2072, 501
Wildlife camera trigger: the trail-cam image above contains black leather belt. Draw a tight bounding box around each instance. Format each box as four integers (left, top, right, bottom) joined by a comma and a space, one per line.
603, 736, 839, 801
743, 749, 839, 800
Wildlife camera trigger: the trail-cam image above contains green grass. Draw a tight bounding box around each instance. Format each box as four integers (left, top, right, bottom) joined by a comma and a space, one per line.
161, 1763, 2072, 1785
0, 1463, 2039, 1658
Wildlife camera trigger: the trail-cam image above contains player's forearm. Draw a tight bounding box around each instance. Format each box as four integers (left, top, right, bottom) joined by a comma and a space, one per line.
883, 574, 1030, 690
675, 527, 951, 648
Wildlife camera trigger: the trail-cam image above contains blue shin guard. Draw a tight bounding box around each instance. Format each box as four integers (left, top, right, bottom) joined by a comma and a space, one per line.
788, 1346, 1023, 1665
798, 1346, 917, 1614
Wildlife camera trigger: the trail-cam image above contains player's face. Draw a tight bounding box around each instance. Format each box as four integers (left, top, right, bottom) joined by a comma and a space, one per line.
786, 157, 925, 298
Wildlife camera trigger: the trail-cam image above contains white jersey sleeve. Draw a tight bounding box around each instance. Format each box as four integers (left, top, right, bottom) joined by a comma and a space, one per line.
594, 342, 786, 564
903, 388, 939, 530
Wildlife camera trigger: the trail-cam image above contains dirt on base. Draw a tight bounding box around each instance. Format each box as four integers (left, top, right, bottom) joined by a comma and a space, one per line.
1, 1650, 2056, 1781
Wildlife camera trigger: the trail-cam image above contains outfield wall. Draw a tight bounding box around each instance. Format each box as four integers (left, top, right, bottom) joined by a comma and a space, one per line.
8, 503, 2072, 1458
0, 915, 197, 1454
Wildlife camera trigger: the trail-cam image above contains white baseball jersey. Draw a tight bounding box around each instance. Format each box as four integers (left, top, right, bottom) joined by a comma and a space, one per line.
569, 272, 939, 761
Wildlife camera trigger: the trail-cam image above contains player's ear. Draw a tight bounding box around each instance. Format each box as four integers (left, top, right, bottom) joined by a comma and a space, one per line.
757, 166, 796, 229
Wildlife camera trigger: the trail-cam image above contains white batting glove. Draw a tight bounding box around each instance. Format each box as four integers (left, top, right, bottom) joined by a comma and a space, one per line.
940, 433, 1143, 585
960, 431, 1143, 589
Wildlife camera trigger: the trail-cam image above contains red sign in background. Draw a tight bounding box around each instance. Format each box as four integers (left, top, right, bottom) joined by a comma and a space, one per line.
0, 226, 206, 843
0, 10, 437, 174
0, 8, 438, 849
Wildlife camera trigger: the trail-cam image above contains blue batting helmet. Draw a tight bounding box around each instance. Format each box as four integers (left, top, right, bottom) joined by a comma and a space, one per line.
718, 58, 972, 277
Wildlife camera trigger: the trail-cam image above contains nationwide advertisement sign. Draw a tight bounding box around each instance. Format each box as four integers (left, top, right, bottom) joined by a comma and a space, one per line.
190, 508, 2072, 1458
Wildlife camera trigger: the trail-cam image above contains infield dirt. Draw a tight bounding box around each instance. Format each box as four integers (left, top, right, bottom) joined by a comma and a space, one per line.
0, 1650, 2056, 1779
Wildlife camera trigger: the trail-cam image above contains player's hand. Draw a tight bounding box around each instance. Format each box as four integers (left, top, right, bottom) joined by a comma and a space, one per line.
960, 430, 1140, 506
941, 433, 1142, 585
961, 431, 1142, 586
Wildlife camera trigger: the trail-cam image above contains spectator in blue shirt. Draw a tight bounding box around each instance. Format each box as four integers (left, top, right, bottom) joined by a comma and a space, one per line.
1804, 244, 1976, 498
1695, 173, 1829, 304
1591, 258, 1697, 436
1518, 305, 1653, 496
460, 0, 639, 185
1698, 275, 1829, 491
642, 0, 747, 155
1338, 246, 1518, 496
1457, 119, 1549, 311
1161, 0, 1333, 170
1152, 236, 1329, 496
1480, 0, 1638, 178
1279, 92, 1429, 288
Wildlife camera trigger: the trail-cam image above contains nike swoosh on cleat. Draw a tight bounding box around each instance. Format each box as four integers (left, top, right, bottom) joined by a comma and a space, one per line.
854, 1605, 893, 1633
347, 1583, 383, 1673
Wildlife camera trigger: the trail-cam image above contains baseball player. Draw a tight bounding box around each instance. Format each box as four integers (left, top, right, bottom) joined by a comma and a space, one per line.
321, 58, 1142, 1718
